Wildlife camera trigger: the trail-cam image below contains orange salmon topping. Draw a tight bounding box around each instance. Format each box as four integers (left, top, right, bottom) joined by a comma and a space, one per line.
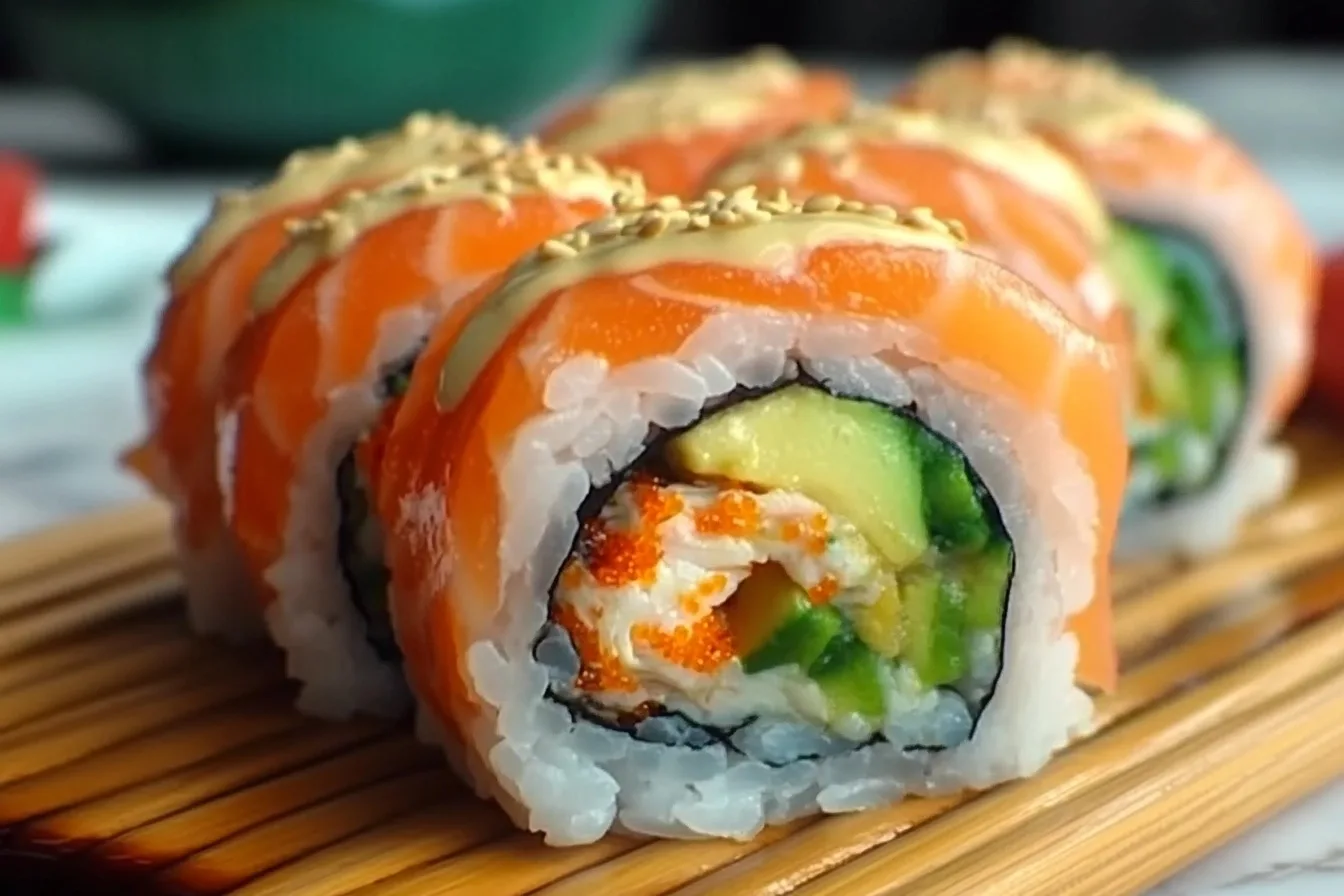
693, 491, 763, 538
353, 396, 402, 496
633, 611, 736, 674
781, 512, 830, 554
582, 519, 661, 588
552, 603, 638, 693
807, 575, 840, 604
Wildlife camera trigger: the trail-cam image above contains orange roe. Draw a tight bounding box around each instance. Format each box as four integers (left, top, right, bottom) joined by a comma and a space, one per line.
807, 574, 840, 604
693, 491, 762, 538
781, 512, 831, 554
633, 611, 736, 674
582, 518, 661, 588
578, 477, 684, 589
630, 476, 685, 526
551, 603, 638, 693
678, 572, 729, 615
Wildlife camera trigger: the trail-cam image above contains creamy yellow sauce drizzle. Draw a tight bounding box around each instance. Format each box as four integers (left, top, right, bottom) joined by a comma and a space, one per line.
549, 46, 805, 152
434, 188, 964, 409
910, 38, 1210, 146
168, 112, 509, 292
714, 103, 1111, 245
251, 147, 645, 312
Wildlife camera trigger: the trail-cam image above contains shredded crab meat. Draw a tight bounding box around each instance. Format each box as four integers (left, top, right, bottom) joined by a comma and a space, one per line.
551, 476, 888, 712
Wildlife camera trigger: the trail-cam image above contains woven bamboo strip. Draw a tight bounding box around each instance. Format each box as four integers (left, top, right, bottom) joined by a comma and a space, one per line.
98, 737, 441, 871
0, 500, 171, 597
157, 768, 452, 895
27, 720, 395, 850
0, 656, 283, 792
0, 563, 181, 660
0, 614, 183, 693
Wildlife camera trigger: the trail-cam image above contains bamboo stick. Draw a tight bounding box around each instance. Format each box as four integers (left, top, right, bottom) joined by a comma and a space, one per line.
28, 720, 393, 849
99, 737, 441, 871
156, 769, 453, 895
0, 563, 181, 660
872, 666, 1344, 896
0, 501, 172, 597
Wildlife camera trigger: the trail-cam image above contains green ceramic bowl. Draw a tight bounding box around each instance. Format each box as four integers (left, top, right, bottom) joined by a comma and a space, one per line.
2, 0, 655, 159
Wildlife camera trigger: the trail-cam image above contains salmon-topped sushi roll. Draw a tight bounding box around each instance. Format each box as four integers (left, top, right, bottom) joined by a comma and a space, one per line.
540, 46, 852, 197
125, 113, 509, 638
900, 39, 1320, 557
375, 187, 1127, 844
217, 147, 644, 718
711, 103, 1131, 378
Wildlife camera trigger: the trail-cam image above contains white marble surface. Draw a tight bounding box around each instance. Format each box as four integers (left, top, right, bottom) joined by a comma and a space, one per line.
3, 55, 1344, 891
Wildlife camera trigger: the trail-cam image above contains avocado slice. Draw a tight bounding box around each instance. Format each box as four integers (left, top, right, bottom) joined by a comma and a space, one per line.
849, 577, 904, 658
900, 567, 967, 687
955, 537, 1014, 631
724, 563, 845, 674
1107, 222, 1173, 338
667, 385, 929, 569
913, 428, 992, 553
807, 632, 887, 723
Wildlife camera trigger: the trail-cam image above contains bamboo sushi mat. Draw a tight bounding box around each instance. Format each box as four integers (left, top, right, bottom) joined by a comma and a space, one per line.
6, 420, 1344, 895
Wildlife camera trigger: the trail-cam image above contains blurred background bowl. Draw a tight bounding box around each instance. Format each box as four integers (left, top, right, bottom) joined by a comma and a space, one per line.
0, 0, 656, 162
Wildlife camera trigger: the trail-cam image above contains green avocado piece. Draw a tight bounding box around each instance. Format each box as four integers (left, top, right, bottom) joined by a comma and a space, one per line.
1106, 222, 1173, 339
913, 427, 991, 553
1185, 346, 1242, 435
667, 384, 929, 568
1138, 430, 1187, 482
807, 632, 887, 723
724, 564, 845, 674
900, 567, 967, 687
956, 537, 1014, 631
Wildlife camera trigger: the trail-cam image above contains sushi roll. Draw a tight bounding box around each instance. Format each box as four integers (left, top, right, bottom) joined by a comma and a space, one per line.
126, 113, 508, 638
375, 188, 1128, 843
541, 46, 852, 197
900, 39, 1320, 557
710, 103, 1131, 366
217, 146, 644, 718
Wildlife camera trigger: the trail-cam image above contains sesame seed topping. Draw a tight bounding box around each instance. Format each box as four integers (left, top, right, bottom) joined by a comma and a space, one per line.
507, 184, 966, 277
540, 239, 579, 260
802, 193, 843, 213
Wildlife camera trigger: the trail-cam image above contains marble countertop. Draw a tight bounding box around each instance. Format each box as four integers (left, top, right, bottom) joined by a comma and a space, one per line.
3, 53, 1344, 892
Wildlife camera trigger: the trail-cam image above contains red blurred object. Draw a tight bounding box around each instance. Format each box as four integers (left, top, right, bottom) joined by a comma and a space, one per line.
0, 152, 40, 270
1310, 248, 1344, 416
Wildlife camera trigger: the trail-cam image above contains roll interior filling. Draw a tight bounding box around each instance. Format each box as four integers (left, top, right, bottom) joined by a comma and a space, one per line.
1107, 220, 1248, 507
536, 380, 1014, 765
335, 348, 421, 663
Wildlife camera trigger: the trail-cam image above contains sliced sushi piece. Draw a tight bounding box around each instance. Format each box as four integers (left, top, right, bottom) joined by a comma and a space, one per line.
217, 146, 644, 718
900, 39, 1320, 557
125, 113, 508, 638
375, 188, 1127, 844
540, 46, 852, 198
710, 103, 1132, 382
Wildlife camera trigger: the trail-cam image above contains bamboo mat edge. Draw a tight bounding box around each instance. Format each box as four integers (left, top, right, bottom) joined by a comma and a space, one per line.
5, 421, 1344, 895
